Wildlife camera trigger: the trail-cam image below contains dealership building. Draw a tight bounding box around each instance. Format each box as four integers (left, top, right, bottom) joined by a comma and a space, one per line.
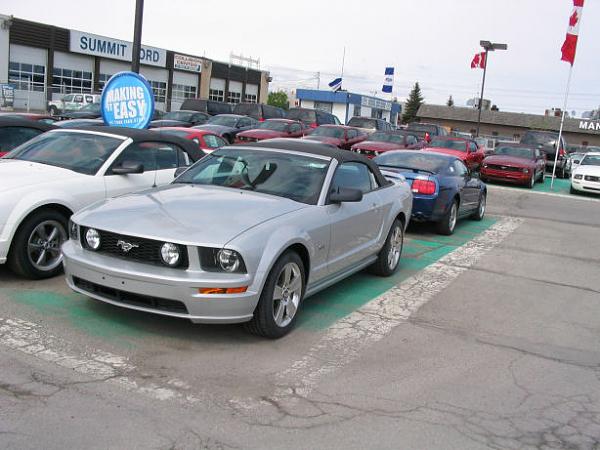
0, 14, 270, 112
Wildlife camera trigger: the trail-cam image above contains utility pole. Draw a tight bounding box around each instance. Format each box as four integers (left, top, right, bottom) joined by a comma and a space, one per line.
316, 72, 320, 89
131, 0, 144, 73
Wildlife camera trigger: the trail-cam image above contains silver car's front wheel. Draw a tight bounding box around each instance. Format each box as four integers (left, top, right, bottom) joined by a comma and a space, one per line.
272, 262, 302, 328
27, 220, 66, 272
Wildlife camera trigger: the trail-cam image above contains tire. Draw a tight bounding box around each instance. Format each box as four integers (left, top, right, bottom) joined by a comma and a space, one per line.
8, 209, 69, 279
527, 174, 535, 189
245, 251, 305, 339
570, 185, 578, 195
470, 191, 486, 221
369, 218, 404, 277
49, 106, 59, 116
436, 200, 458, 236
538, 170, 545, 183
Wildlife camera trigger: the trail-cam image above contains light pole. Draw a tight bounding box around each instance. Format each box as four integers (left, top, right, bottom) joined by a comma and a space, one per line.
476, 40, 507, 137
131, 0, 144, 73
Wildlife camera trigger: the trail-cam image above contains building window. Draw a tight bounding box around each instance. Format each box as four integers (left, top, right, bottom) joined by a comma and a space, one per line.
227, 91, 242, 104
171, 83, 197, 102
244, 94, 257, 103
209, 89, 224, 102
8, 62, 46, 92
314, 101, 333, 113
98, 73, 111, 91
51, 68, 93, 94
149, 80, 167, 103
353, 105, 361, 117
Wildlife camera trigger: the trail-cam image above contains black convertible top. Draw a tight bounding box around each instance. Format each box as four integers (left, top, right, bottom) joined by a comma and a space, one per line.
239, 138, 390, 187
51, 126, 206, 162
0, 117, 56, 131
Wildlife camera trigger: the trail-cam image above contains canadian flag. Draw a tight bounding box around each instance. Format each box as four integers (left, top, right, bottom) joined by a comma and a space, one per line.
561, 0, 584, 65
470, 52, 486, 69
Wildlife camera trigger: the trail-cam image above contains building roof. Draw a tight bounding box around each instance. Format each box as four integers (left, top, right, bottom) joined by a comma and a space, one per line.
417, 104, 597, 135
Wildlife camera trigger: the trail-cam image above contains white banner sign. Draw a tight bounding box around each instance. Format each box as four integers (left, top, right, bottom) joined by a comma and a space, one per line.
70, 30, 167, 68
174, 54, 203, 73
361, 96, 392, 111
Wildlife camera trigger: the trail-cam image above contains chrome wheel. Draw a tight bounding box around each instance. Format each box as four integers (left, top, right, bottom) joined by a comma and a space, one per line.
478, 194, 486, 218
448, 203, 458, 233
27, 220, 67, 272
272, 262, 302, 328
387, 224, 403, 270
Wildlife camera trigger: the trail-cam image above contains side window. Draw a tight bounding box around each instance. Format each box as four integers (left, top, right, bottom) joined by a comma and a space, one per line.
332, 115, 341, 125
74, 95, 84, 103
192, 113, 207, 123
469, 141, 478, 152
346, 129, 357, 140
0, 127, 43, 152
238, 118, 252, 128
110, 142, 179, 172
204, 134, 222, 149
177, 149, 192, 166
330, 162, 373, 195
453, 160, 469, 177
85, 95, 94, 103
63, 95, 74, 102
407, 136, 417, 145
289, 124, 301, 133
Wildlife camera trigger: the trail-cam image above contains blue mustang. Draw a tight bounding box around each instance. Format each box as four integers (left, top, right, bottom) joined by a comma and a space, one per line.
374, 150, 487, 235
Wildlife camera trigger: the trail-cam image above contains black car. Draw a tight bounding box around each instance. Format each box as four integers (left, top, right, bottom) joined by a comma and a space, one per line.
149, 110, 211, 128
192, 114, 258, 143
406, 122, 449, 143
286, 108, 341, 128
520, 130, 568, 175
0, 118, 56, 157
232, 103, 286, 121
180, 99, 232, 116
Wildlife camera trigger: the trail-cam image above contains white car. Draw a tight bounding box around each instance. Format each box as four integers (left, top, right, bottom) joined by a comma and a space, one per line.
570, 152, 600, 195
0, 128, 204, 279
48, 93, 100, 116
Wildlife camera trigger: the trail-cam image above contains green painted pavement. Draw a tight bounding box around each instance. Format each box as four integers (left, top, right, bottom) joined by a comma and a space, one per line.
1, 216, 496, 341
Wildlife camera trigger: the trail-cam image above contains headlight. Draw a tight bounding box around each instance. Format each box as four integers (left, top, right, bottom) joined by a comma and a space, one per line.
523, 168, 530, 174
217, 249, 242, 272
482, 163, 488, 168
69, 220, 79, 241
85, 228, 101, 250
160, 243, 181, 267
574, 174, 583, 180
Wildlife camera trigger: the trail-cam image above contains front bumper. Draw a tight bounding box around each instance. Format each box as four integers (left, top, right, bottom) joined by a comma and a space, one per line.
62, 241, 260, 324
481, 168, 530, 185
571, 178, 600, 194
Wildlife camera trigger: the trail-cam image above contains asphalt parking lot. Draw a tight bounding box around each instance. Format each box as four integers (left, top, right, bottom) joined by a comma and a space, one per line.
1, 185, 600, 450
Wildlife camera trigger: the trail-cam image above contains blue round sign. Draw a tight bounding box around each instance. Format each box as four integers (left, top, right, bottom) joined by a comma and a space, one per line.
101, 71, 155, 129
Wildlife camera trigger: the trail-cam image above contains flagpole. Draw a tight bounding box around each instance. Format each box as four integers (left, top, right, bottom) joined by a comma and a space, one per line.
475, 49, 489, 137
340, 46, 346, 89
551, 65, 573, 190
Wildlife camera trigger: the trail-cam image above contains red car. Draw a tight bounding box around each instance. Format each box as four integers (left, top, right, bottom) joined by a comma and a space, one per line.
303, 125, 367, 149
235, 119, 306, 143
423, 136, 485, 171
351, 131, 421, 158
153, 127, 228, 153
480, 144, 546, 188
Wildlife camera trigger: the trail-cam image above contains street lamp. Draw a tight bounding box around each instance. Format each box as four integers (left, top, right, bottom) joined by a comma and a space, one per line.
476, 40, 507, 137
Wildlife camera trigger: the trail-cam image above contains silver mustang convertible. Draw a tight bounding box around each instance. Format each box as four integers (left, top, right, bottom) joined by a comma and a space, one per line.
62, 139, 412, 338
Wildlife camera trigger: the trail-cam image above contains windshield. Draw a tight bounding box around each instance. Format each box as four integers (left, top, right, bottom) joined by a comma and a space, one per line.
258, 121, 289, 131
430, 138, 467, 151
163, 111, 193, 122
580, 155, 600, 166
207, 116, 238, 127
495, 146, 534, 159
521, 132, 558, 146
370, 132, 405, 144
311, 127, 344, 138
375, 152, 448, 174
5, 131, 122, 175
347, 118, 376, 129
287, 109, 316, 123
174, 148, 330, 204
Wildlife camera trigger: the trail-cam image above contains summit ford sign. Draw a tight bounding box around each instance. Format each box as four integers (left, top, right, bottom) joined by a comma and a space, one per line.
69, 30, 167, 68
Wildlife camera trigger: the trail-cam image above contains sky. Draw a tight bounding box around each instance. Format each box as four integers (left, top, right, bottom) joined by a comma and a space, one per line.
3, 0, 599, 115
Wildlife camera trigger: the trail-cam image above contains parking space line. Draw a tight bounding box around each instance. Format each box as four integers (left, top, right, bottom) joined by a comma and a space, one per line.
268, 216, 523, 401
0, 316, 200, 403
488, 184, 600, 203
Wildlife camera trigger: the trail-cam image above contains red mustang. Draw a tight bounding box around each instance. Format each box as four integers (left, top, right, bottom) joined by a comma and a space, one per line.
235, 119, 306, 143
480, 144, 546, 188
351, 131, 421, 158
153, 127, 228, 153
303, 125, 367, 149
423, 136, 485, 171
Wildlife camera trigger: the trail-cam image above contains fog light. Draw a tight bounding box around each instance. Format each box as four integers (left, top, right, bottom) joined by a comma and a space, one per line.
85, 228, 101, 250
160, 243, 181, 267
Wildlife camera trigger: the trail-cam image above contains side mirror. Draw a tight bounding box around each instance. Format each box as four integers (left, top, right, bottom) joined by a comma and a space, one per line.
112, 161, 144, 175
329, 187, 363, 203
174, 167, 188, 178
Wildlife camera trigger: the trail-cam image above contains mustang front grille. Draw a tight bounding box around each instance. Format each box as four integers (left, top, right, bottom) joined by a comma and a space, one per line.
584, 175, 600, 182
486, 164, 523, 172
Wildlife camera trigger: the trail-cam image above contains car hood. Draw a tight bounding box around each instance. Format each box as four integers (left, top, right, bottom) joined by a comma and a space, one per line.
150, 120, 191, 128
483, 155, 535, 168
74, 184, 308, 246
194, 124, 236, 135
0, 159, 82, 193
424, 147, 468, 159
304, 136, 341, 146
573, 165, 600, 176
237, 129, 285, 139
352, 141, 403, 151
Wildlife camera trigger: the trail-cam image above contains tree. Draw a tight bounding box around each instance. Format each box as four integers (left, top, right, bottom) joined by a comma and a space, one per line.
447, 95, 454, 107
267, 91, 289, 110
402, 82, 424, 124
